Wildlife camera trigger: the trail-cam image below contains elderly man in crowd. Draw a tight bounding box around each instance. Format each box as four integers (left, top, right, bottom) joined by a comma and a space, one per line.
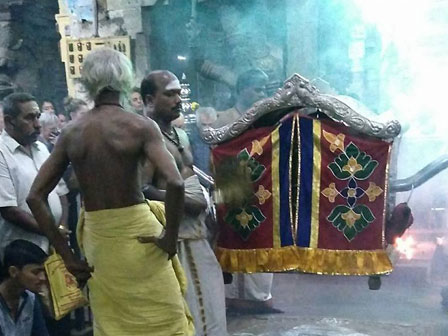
129, 87, 144, 116
0, 92, 69, 260
0, 92, 70, 335
190, 106, 217, 175
38, 113, 60, 152
141, 70, 227, 336
27, 48, 193, 336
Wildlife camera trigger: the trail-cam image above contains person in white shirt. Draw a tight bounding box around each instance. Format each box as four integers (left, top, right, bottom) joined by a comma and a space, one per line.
0, 92, 69, 259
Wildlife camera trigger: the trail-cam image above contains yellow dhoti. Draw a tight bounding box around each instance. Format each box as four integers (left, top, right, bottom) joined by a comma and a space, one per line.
77, 201, 194, 336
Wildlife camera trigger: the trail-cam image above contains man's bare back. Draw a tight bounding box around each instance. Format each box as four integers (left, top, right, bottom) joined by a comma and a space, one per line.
27, 48, 185, 287
63, 105, 152, 211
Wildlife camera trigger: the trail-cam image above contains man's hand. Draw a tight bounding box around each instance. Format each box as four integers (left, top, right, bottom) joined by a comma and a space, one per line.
58, 225, 71, 240
64, 257, 93, 289
142, 184, 164, 201
138, 230, 177, 259
48, 130, 60, 145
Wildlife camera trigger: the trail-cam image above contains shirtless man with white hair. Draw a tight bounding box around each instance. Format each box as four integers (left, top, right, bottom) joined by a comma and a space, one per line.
27, 48, 194, 336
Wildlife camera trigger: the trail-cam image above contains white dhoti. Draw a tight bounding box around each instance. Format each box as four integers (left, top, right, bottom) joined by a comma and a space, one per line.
225, 273, 274, 302
179, 175, 227, 336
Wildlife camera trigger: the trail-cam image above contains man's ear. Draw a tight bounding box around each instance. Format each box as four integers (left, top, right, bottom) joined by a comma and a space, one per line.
8, 265, 19, 279
143, 95, 155, 116
143, 94, 154, 106
4, 115, 15, 127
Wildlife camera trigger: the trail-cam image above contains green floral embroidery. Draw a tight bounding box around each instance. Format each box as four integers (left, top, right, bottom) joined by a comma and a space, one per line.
225, 205, 267, 241
238, 149, 266, 182
327, 204, 375, 242
224, 148, 268, 240
323, 133, 382, 241
328, 142, 378, 181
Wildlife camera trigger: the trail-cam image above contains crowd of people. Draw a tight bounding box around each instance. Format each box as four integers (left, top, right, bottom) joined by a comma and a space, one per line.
0, 47, 279, 336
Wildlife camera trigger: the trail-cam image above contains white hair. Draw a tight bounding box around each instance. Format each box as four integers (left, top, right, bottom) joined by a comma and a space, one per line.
80, 47, 134, 99
39, 113, 59, 129
196, 107, 217, 128
196, 107, 217, 118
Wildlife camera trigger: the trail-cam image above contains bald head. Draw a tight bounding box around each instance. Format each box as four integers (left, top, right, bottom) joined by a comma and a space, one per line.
140, 70, 180, 104
140, 70, 183, 121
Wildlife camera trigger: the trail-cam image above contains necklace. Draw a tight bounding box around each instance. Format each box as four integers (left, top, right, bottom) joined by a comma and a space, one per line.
162, 127, 184, 153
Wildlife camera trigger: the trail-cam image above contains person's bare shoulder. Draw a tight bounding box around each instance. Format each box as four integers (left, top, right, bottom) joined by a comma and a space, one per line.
132, 114, 162, 140
57, 120, 78, 141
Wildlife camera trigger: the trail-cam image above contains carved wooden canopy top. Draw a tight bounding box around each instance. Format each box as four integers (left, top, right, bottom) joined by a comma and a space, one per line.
200, 73, 401, 145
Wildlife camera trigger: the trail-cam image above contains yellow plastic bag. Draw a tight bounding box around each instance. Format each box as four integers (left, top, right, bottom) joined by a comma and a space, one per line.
44, 251, 88, 320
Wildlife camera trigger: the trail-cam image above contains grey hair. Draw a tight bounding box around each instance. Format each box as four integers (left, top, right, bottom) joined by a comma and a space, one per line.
39, 113, 59, 129
80, 47, 134, 99
196, 107, 217, 128
196, 107, 217, 118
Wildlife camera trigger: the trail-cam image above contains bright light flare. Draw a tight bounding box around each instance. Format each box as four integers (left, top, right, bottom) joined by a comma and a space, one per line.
395, 236, 416, 260
177, 55, 187, 61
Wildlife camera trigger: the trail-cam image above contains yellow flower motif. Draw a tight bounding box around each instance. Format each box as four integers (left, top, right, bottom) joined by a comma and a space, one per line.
342, 157, 363, 175
255, 185, 272, 205
236, 210, 253, 229
323, 130, 345, 153
250, 135, 270, 156
251, 140, 263, 156
341, 209, 361, 227
322, 183, 339, 203
347, 188, 357, 197
365, 182, 383, 202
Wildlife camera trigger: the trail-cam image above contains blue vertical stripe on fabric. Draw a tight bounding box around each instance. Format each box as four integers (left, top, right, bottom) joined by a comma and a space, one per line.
297, 117, 314, 247
279, 117, 294, 246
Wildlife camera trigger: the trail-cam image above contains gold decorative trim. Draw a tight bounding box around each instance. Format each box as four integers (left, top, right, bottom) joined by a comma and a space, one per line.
185, 241, 208, 336
295, 115, 301, 244
216, 246, 393, 276
310, 120, 322, 248
289, 116, 297, 245
382, 144, 392, 247
271, 126, 281, 248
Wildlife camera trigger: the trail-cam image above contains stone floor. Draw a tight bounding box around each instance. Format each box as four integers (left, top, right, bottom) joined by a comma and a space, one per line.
70, 265, 448, 336
228, 316, 432, 336
227, 269, 448, 336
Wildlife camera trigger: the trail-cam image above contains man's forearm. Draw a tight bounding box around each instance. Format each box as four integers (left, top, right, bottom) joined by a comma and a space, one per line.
143, 184, 206, 216
27, 196, 75, 262
142, 184, 165, 202
164, 181, 184, 241
0, 207, 42, 234
59, 195, 69, 229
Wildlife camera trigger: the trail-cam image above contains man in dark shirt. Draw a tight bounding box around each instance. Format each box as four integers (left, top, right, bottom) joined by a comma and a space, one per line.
0, 239, 48, 336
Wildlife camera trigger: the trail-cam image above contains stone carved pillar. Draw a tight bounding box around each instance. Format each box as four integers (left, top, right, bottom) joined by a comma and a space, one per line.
0, 1, 23, 98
